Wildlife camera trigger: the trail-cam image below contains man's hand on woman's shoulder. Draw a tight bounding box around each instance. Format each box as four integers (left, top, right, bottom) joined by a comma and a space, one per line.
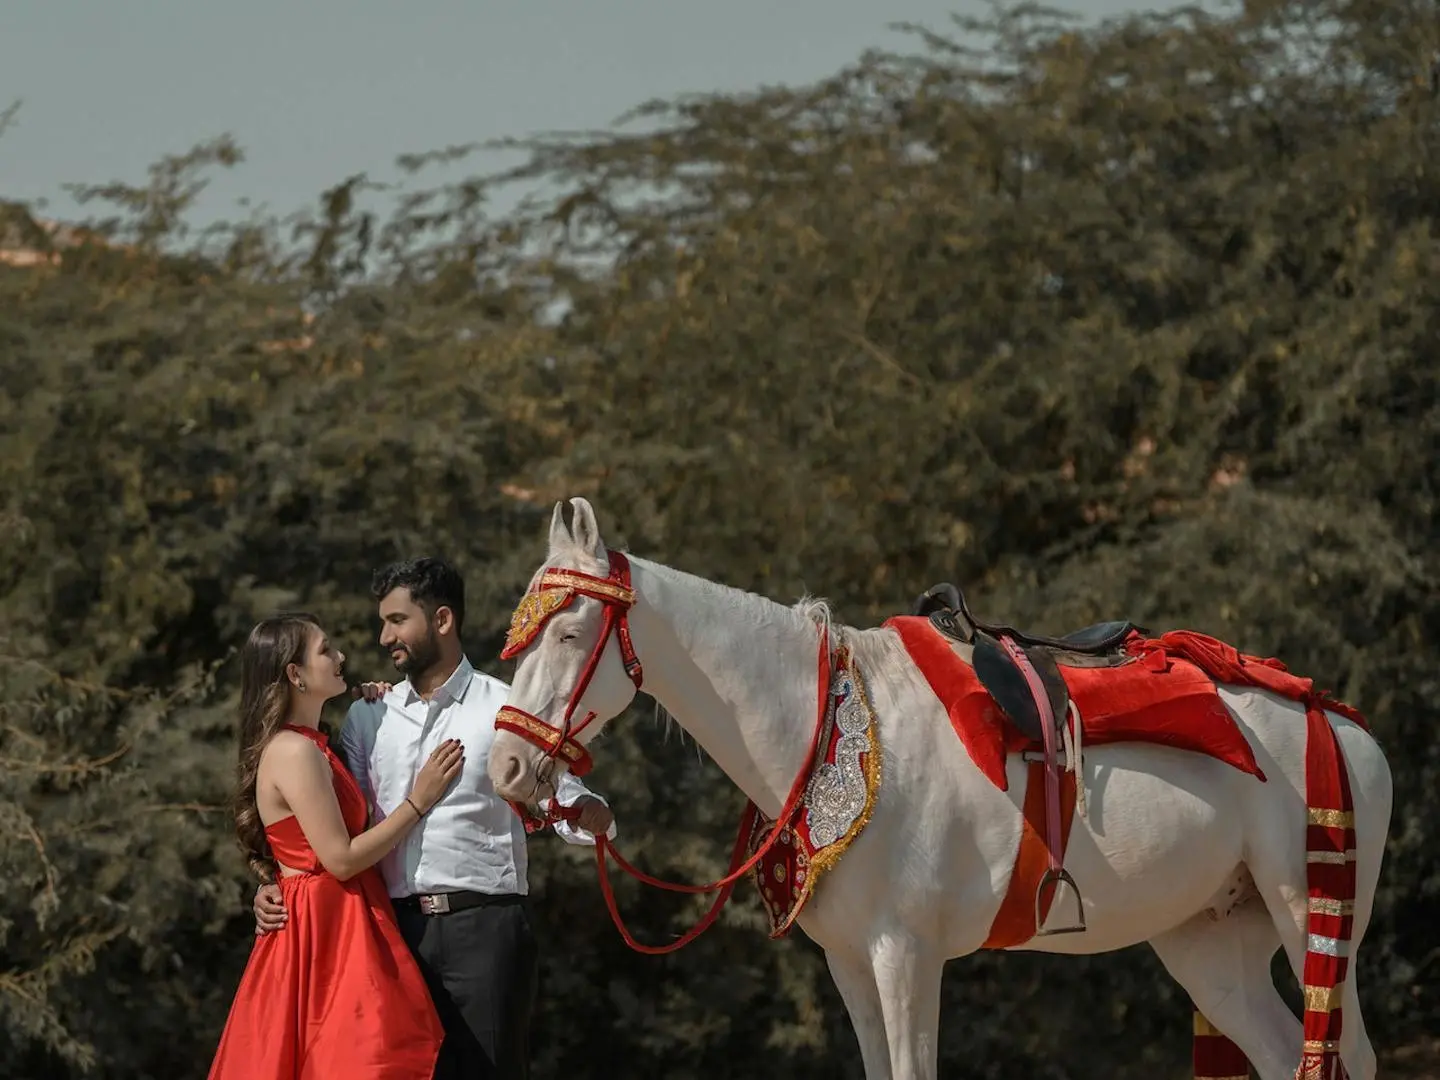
351, 682, 392, 704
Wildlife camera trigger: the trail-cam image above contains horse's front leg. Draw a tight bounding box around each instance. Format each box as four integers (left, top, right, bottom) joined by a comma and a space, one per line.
825, 945, 893, 1080
869, 930, 945, 1080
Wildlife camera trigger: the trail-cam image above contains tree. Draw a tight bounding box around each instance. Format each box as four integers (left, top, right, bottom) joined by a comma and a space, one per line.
2, 1, 1437, 1075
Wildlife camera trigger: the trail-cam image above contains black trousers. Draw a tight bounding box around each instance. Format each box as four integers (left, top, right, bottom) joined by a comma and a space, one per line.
394, 894, 539, 1080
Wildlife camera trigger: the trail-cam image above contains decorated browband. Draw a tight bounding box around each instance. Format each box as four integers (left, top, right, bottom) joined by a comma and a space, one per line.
500, 566, 637, 660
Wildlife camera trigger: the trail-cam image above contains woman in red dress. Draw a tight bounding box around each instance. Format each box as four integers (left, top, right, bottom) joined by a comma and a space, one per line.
209, 613, 459, 1079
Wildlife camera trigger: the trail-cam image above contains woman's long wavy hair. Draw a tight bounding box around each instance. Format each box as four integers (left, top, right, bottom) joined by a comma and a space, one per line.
233, 613, 321, 884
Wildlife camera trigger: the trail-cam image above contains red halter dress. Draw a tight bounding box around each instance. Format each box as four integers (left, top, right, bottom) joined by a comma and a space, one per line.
208, 724, 442, 1079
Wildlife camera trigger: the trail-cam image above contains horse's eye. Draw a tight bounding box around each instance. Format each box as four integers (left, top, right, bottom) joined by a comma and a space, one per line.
559, 632, 578, 643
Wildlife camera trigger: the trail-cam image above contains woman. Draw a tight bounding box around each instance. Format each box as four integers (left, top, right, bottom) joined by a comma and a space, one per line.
209, 613, 460, 1079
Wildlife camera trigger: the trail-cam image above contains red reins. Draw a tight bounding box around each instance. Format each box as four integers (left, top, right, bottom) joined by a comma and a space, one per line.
497, 551, 835, 953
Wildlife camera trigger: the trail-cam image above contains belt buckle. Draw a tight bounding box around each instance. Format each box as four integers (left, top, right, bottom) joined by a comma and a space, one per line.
418, 893, 450, 915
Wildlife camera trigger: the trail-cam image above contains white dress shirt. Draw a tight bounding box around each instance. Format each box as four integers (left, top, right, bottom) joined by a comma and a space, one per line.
337, 656, 615, 899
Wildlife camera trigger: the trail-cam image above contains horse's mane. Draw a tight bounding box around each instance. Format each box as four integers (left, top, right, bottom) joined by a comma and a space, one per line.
520, 543, 894, 754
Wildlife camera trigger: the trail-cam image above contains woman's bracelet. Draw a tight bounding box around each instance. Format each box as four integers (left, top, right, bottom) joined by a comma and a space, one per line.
405, 796, 424, 818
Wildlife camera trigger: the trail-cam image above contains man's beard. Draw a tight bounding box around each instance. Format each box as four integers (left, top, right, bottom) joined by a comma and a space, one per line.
392, 628, 441, 677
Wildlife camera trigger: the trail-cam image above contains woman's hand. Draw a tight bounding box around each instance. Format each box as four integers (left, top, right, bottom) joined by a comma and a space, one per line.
408, 739, 465, 812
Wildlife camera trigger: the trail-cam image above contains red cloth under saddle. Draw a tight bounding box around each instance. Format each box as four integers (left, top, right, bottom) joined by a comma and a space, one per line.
883, 617, 1268, 790
1132, 629, 1369, 731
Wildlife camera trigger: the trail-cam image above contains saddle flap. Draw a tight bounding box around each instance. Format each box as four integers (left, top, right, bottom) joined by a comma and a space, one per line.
971, 632, 1046, 743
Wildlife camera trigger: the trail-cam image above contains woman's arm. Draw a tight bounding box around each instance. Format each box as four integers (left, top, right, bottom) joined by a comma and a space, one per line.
264, 733, 462, 881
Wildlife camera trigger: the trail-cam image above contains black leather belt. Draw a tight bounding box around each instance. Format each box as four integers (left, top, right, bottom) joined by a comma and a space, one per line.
393, 890, 522, 916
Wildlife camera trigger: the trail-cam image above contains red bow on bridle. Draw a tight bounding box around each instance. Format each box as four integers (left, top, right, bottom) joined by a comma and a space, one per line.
497, 549, 835, 955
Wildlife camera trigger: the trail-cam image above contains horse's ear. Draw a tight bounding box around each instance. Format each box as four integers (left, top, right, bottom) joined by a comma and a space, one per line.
569, 497, 606, 562
547, 501, 570, 555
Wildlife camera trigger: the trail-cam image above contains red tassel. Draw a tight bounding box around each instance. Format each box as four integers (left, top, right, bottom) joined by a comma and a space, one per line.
1193, 1010, 1250, 1079
1295, 704, 1357, 1080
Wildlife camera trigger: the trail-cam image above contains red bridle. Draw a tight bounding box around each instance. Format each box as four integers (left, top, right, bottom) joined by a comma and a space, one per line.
497, 548, 836, 955
495, 551, 644, 785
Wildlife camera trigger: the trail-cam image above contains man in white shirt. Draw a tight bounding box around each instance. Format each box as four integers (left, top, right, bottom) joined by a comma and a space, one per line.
252, 557, 614, 1080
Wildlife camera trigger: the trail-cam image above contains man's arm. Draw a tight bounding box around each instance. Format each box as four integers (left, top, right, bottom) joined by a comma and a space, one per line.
471, 671, 612, 842
337, 699, 380, 816
550, 771, 617, 845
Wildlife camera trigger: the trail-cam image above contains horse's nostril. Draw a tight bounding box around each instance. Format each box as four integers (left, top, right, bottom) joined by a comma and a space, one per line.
499, 755, 524, 791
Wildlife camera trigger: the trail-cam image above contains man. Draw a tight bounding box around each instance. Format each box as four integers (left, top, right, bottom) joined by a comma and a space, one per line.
253, 557, 614, 1080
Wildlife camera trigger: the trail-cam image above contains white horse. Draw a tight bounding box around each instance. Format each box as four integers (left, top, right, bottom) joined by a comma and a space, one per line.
488, 498, 1393, 1080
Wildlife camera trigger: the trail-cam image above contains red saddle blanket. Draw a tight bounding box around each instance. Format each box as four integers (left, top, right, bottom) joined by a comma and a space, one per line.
883, 616, 1272, 789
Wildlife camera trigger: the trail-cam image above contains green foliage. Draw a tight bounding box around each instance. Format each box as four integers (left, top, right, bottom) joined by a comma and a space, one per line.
2, 2, 1437, 1076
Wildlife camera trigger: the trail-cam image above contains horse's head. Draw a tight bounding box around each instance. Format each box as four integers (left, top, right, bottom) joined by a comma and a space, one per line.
489, 496, 644, 808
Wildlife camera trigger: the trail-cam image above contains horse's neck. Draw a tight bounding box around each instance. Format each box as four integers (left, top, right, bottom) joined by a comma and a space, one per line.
628, 558, 825, 819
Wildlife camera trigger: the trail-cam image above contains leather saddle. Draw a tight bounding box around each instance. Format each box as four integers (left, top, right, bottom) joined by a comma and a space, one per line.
908, 582, 1146, 937
909, 582, 1144, 745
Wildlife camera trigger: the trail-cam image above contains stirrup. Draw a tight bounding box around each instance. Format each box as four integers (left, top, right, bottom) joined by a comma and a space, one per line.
1034, 867, 1087, 936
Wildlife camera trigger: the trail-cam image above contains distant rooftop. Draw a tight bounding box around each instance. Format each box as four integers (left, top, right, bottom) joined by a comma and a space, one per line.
0, 216, 117, 267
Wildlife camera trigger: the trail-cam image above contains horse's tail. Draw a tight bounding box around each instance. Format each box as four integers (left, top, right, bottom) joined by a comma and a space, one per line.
1294, 703, 1358, 1080
1193, 700, 1359, 1080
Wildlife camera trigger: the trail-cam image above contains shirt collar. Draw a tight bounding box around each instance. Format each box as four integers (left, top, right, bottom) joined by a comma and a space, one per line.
393, 656, 475, 708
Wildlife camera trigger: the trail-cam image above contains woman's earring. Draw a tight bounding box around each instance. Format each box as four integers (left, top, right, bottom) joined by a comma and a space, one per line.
298, 680, 307, 693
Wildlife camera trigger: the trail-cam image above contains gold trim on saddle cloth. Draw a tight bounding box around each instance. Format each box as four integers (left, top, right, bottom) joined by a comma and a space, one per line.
746, 646, 883, 937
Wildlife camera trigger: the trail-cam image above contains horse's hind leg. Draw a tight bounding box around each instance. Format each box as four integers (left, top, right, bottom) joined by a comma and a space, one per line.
1248, 854, 1380, 1080
1149, 900, 1301, 1080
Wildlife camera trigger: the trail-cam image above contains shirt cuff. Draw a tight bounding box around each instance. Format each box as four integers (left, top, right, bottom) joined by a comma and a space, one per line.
543, 793, 618, 843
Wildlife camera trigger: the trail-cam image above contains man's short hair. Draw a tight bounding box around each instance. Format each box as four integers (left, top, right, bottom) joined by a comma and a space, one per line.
371, 557, 466, 635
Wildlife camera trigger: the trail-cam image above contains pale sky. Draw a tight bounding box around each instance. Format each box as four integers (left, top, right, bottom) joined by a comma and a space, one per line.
2, 0, 1167, 226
